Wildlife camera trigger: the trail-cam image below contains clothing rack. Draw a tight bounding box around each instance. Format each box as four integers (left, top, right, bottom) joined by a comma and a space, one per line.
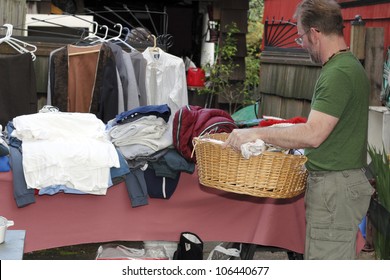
83, 5, 171, 50
2, 3, 173, 52
1, 4, 175, 59
123, 4, 148, 31
103, 6, 136, 30
29, 16, 89, 38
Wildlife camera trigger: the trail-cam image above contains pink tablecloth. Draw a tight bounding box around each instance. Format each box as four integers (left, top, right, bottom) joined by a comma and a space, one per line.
0, 170, 361, 254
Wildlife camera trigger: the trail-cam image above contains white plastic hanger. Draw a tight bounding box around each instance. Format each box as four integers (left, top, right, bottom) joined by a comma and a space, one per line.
83, 21, 100, 41
69, 23, 107, 56
90, 25, 109, 44
107, 23, 123, 42
0, 24, 37, 59
0, 24, 37, 60
107, 23, 136, 51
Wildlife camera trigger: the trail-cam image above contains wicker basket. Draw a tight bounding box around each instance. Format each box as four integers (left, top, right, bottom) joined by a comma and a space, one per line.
193, 133, 308, 199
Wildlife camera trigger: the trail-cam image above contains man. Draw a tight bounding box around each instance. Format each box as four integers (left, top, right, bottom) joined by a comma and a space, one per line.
223, 0, 374, 259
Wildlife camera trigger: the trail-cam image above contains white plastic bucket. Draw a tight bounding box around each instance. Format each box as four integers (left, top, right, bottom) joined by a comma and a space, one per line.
0, 216, 14, 244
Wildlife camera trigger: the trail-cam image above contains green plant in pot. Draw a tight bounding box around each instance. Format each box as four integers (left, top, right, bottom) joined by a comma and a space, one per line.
367, 145, 390, 259
200, 22, 245, 114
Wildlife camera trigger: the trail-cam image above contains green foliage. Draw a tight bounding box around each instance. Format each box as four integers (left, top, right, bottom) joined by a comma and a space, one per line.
241, 44, 261, 105
200, 22, 241, 114
247, 21, 263, 50
247, 0, 264, 51
248, 0, 264, 22
244, 0, 263, 105
367, 145, 390, 259
368, 145, 390, 210
199, 0, 263, 114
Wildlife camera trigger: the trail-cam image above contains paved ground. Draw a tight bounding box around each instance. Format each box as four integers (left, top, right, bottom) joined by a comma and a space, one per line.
22, 241, 377, 260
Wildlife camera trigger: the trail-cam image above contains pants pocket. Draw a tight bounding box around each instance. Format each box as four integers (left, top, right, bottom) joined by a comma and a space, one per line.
345, 171, 374, 224
346, 181, 374, 200
305, 225, 356, 260
345, 169, 374, 198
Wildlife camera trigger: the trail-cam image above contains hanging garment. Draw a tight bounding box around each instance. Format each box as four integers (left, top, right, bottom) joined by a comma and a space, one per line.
129, 50, 147, 106
142, 48, 188, 117
0, 53, 37, 127
107, 42, 128, 112
115, 67, 125, 114
122, 51, 141, 110
46, 46, 65, 105
67, 44, 102, 113
49, 43, 119, 123
142, 48, 189, 151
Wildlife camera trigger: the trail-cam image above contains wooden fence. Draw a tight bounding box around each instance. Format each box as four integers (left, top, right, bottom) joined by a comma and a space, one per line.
259, 48, 320, 119
0, 0, 26, 36
258, 27, 384, 119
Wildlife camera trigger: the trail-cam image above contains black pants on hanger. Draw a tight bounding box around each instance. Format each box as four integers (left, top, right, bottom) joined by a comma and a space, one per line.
0, 53, 37, 127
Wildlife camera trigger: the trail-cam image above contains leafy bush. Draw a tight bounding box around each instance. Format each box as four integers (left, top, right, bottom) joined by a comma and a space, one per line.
367, 145, 390, 259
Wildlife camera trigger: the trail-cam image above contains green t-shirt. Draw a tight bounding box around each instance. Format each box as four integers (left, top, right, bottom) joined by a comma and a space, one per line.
304, 51, 370, 171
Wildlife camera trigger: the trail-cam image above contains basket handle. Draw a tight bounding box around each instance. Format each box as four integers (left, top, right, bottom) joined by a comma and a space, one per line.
191, 138, 199, 159
191, 137, 225, 159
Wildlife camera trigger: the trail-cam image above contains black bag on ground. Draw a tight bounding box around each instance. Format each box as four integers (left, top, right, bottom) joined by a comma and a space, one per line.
173, 232, 203, 260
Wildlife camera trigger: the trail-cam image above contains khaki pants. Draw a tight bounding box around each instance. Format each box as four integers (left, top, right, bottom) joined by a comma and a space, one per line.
304, 168, 374, 260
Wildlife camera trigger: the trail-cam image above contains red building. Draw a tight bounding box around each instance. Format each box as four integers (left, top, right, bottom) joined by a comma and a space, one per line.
263, 0, 390, 52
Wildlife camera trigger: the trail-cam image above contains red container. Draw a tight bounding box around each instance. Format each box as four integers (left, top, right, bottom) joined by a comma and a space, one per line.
187, 67, 205, 87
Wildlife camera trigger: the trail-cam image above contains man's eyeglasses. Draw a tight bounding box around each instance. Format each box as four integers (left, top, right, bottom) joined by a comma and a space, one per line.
295, 31, 309, 46
295, 28, 320, 46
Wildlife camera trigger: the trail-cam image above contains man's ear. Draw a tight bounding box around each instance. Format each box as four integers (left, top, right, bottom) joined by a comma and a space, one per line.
310, 27, 321, 44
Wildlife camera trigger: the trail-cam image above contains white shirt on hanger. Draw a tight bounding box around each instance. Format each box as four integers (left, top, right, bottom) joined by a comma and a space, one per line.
142, 47, 188, 117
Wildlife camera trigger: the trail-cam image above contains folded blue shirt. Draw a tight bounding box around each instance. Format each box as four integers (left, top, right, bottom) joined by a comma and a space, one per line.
115, 104, 171, 124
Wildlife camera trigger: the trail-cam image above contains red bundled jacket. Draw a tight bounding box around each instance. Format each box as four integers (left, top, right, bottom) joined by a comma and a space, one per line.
173, 105, 237, 162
